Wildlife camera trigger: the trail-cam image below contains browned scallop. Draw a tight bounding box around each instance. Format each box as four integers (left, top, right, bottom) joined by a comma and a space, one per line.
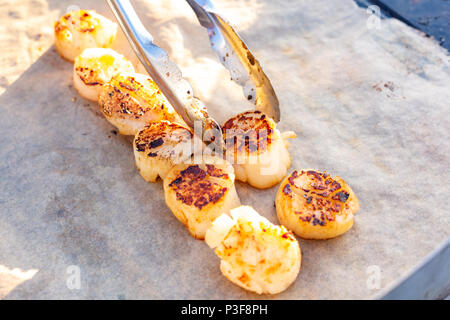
73, 48, 135, 101
54, 10, 117, 62
163, 156, 240, 239
205, 206, 301, 294
222, 110, 296, 189
276, 170, 360, 239
133, 121, 203, 182
99, 73, 184, 135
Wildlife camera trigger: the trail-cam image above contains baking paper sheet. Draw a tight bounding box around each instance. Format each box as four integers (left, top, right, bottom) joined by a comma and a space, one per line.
0, 0, 449, 299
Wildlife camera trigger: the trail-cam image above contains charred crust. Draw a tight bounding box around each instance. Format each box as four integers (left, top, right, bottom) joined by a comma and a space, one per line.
304, 195, 312, 203
180, 165, 205, 179
333, 191, 350, 203
118, 79, 138, 92
297, 213, 312, 222
170, 177, 183, 185
134, 122, 193, 155
169, 165, 229, 209
136, 143, 146, 152
288, 170, 299, 185
206, 164, 229, 179
222, 111, 275, 155
312, 217, 326, 226
149, 138, 164, 149
283, 183, 292, 195
287, 170, 353, 226
100, 75, 175, 121
75, 66, 101, 86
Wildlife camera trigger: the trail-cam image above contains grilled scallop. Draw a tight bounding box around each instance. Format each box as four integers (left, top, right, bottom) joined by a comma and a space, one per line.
133, 121, 203, 182
276, 170, 360, 240
205, 206, 301, 295
54, 10, 117, 62
163, 156, 240, 240
99, 73, 183, 135
73, 48, 135, 102
222, 111, 296, 189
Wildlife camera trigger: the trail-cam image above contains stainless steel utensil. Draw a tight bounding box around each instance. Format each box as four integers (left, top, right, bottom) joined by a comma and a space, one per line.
106, 0, 223, 151
186, 0, 280, 122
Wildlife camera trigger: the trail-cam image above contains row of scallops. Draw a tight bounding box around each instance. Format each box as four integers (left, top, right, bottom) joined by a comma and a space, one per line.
55, 10, 360, 295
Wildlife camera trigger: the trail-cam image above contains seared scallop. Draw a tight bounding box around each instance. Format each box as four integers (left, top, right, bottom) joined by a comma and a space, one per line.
205, 205, 301, 295
276, 170, 360, 240
163, 156, 240, 239
73, 48, 135, 102
133, 121, 203, 182
99, 73, 183, 135
222, 111, 295, 189
54, 10, 117, 62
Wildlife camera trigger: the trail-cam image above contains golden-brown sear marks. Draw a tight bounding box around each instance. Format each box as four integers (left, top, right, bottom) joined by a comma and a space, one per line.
168, 165, 229, 209
285, 170, 351, 226
222, 111, 274, 155
101, 83, 142, 117
75, 66, 101, 86
55, 11, 98, 34
100, 75, 173, 120
206, 164, 229, 179
134, 121, 193, 155
217, 218, 297, 262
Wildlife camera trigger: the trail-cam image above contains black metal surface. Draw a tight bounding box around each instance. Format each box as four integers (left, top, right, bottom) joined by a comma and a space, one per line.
356, 0, 450, 51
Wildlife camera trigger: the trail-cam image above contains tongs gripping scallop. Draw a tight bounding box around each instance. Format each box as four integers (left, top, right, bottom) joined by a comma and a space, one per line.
107, 0, 223, 150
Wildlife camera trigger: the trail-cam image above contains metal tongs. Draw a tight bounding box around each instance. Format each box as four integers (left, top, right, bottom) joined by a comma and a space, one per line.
185, 0, 280, 122
107, 0, 280, 150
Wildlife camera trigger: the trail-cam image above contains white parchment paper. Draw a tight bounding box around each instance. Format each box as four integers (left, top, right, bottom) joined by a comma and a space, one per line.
0, 0, 449, 299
